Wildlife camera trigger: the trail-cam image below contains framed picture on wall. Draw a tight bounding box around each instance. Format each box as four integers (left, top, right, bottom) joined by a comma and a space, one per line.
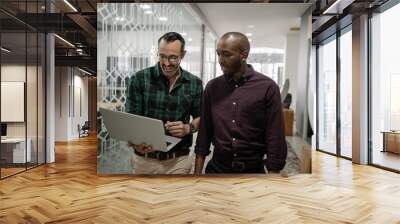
1, 81, 25, 122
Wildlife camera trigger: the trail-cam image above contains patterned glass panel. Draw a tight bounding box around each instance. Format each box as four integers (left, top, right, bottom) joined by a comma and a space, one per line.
247, 48, 285, 86
203, 30, 217, 85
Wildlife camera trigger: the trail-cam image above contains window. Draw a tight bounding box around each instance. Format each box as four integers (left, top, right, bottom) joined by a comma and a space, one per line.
371, 2, 400, 171
318, 35, 337, 154
340, 27, 352, 158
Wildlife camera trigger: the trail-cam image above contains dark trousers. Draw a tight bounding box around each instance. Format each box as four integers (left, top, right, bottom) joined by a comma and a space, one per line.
205, 157, 265, 174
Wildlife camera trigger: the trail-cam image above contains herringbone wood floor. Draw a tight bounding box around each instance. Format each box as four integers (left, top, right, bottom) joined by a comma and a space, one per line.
1, 135, 400, 223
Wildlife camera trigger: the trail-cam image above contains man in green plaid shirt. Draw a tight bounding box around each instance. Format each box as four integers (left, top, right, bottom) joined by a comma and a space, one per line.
125, 32, 203, 174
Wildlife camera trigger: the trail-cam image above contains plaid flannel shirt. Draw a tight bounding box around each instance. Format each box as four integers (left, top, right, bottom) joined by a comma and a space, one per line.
125, 62, 203, 152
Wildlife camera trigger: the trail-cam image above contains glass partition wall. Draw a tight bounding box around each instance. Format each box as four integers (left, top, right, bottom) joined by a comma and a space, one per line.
370, 2, 400, 171
0, 1, 46, 179
316, 0, 400, 172
316, 25, 353, 159
202, 29, 217, 85
317, 35, 337, 155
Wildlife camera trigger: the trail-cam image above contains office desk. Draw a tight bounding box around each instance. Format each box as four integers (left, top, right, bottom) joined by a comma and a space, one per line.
1, 138, 31, 164
382, 131, 400, 154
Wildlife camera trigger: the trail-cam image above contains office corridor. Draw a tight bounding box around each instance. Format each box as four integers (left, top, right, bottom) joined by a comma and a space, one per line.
0, 135, 399, 223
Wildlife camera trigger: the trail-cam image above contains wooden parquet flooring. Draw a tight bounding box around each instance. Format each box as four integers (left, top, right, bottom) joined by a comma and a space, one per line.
1, 135, 400, 223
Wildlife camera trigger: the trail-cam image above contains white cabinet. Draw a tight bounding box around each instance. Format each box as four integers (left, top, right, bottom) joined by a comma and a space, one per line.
1, 138, 32, 163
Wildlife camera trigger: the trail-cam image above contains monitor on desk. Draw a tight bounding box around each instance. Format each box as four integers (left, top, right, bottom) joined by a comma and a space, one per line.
1, 123, 7, 138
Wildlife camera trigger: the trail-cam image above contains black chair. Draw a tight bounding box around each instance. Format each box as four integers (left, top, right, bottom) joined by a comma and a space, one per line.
282, 93, 292, 109
79, 121, 90, 138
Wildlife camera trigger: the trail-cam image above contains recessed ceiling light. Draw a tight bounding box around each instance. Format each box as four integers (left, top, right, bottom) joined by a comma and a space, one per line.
158, 17, 168, 21
245, 33, 252, 37
181, 32, 187, 36
322, 0, 344, 14
188, 38, 193, 42
1, 47, 11, 53
144, 10, 153, 14
54, 34, 75, 48
140, 4, 151, 10
63, 0, 78, 12
78, 67, 92, 76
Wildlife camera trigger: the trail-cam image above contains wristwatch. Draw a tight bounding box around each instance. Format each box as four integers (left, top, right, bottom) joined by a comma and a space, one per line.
189, 123, 197, 134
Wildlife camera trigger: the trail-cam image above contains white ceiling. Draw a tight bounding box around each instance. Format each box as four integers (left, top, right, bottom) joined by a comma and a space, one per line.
197, 3, 311, 49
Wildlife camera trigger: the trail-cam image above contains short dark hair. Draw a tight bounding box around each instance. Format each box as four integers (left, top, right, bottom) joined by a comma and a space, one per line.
158, 32, 185, 52
220, 32, 250, 53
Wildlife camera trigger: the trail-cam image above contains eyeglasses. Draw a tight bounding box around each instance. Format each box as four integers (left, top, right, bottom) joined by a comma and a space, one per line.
158, 54, 180, 63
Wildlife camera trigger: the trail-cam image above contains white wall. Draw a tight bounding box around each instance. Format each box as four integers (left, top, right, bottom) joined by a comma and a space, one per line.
283, 8, 312, 137
55, 67, 68, 141
55, 67, 89, 141
295, 8, 312, 139
72, 74, 89, 138
284, 32, 300, 132
1, 65, 42, 137
1, 65, 26, 138
1, 63, 46, 164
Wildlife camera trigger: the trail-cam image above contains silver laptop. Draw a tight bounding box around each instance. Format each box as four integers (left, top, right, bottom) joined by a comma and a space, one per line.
99, 108, 181, 152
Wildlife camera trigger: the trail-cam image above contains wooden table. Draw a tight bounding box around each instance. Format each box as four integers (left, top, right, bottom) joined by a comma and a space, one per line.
283, 109, 294, 136
381, 131, 400, 154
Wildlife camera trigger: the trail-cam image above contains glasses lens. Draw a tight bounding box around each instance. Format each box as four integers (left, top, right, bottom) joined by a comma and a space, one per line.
158, 54, 179, 62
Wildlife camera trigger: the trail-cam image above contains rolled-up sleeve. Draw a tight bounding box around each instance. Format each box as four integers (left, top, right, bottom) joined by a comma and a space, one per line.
264, 84, 287, 171
194, 83, 213, 156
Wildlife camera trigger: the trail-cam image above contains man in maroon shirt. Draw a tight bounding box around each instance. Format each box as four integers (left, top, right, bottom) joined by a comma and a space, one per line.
194, 32, 287, 174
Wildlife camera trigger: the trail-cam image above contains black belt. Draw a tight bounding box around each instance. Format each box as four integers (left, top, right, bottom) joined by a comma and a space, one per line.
213, 154, 264, 172
134, 149, 189, 161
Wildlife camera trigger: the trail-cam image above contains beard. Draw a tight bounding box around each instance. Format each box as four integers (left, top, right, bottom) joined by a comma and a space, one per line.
162, 64, 179, 77
222, 58, 242, 75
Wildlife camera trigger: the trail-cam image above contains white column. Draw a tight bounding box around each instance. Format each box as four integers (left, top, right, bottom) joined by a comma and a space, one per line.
46, 33, 55, 163
352, 14, 369, 164
54, 67, 72, 141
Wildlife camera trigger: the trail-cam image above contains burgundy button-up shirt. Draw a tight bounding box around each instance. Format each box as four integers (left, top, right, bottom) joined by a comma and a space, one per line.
195, 65, 287, 171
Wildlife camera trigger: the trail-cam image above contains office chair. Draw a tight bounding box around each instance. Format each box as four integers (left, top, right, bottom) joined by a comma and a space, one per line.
79, 121, 90, 138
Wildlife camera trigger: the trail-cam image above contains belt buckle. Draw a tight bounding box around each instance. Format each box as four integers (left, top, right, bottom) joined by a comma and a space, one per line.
162, 153, 168, 160
232, 161, 245, 172
163, 152, 175, 160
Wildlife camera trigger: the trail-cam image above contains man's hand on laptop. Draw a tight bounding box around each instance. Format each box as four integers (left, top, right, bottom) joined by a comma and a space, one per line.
165, 121, 189, 138
128, 142, 155, 153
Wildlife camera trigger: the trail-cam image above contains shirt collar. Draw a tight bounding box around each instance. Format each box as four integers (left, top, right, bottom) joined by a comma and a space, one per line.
224, 64, 255, 85
154, 62, 190, 82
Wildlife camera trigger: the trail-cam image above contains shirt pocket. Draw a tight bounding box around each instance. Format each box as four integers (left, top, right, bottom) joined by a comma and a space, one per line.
179, 93, 193, 113
239, 98, 266, 126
